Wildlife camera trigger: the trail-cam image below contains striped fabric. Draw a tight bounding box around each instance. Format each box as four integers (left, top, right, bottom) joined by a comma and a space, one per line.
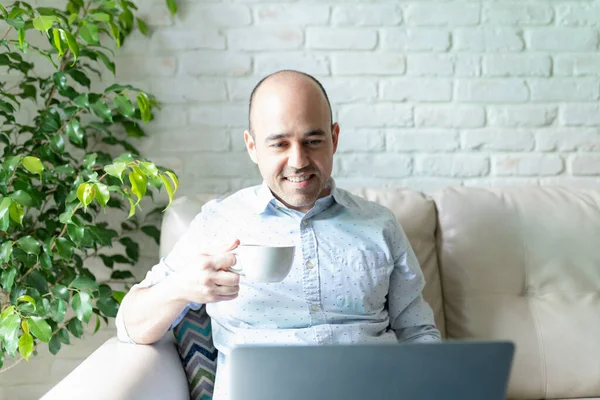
173, 305, 218, 400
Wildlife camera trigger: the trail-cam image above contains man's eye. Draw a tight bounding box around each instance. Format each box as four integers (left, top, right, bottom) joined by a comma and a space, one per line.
271, 143, 286, 148
308, 140, 322, 145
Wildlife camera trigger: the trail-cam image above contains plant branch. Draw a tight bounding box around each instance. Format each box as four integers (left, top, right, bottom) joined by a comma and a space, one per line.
2, 27, 13, 40
0, 356, 24, 374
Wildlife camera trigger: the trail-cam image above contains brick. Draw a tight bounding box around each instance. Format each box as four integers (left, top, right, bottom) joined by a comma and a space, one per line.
461, 129, 535, 151
307, 28, 377, 50
255, 5, 330, 25
571, 154, 600, 175
228, 27, 303, 50
454, 55, 481, 77
493, 154, 564, 176
540, 177, 600, 189
454, 28, 524, 52
526, 28, 598, 51
381, 28, 450, 51
178, 178, 232, 198
464, 178, 540, 188
529, 79, 599, 102
456, 79, 528, 103
137, 4, 174, 26
339, 104, 413, 127
560, 104, 600, 126
554, 55, 600, 76
332, 53, 405, 75
332, 5, 402, 26
115, 56, 176, 79
188, 104, 247, 127
483, 55, 551, 77
319, 78, 378, 104
180, 5, 251, 27
488, 105, 557, 127
151, 79, 227, 104
335, 178, 397, 190
399, 178, 462, 194
338, 154, 413, 178
228, 78, 259, 102
255, 53, 330, 76
405, 3, 480, 26
556, 3, 600, 26
415, 155, 490, 177
483, 3, 553, 25
150, 29, 225, 51
230, 129, 249, 152
536, 128, 600, 152
186, 153, 258, 178
143, 127, 231, 153
406, 55, 453, 76
151, 105, 188, 128
381, 79, 452, 102
336, 130, 384, 153
181, 52, 251, 76
415, 105, 485, 128
386, 129, 459, 152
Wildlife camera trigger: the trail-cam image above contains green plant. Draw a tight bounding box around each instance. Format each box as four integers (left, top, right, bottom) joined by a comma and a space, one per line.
0, 0, 180, 370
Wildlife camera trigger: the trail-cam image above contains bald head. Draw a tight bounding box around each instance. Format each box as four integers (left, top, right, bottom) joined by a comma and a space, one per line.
248, 70, 333, 135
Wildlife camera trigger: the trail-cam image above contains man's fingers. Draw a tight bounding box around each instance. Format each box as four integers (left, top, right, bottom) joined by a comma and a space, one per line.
212, 252, 237, 271
201, 239, 240, 256
213, 283, 239, 296
215, 293, 239, 302
213, 270, 240, 287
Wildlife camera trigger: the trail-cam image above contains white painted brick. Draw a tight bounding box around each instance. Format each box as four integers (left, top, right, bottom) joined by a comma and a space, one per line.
150, 29, 225, 51
228, 78, 259, 102
483, 3, 553, 25
137, 4, 173, 26
255, 5, 330, 25
228, 28, 303, 50
406, 55, 454, 76
181, 5, 251, 27
181, 52, 251, 76
144, 127, 230, 153
332, 53, 405, 75
332, 5, 402, 26
338, 154, 413, 178
526, 29, 598, 51
415, 155, 490, 177
464, 178, 540, 188
381, 79, 452, 102
386, 129, 459, 152
456, 79, 529, 103
339, 104, 413, 128
230, 129, 249, 152
461, 129, 535, 151
560, 104, 600, 126
336, 130, 384, 153
398, 178, 462, 194
556, 3, 600, 26
179, 178, 231, 198
115, 56, 176, 79
319, 78, 378, 104
483, 55, 551, 77
381, 28, 450, 52
529, 79, 600, 102
336, 178, 399, 190
554, 55, 600, 76
151, 79, 227, 104
571, 154, 600, 175
188, 104, 247, 127
416, 105, 485, 128
536, 128, 600, 152
454, 28, 524, 52
540, 177, 600, 189
405, 3, 480, 26
151, 105, 188, 128
493, 154, 564, 176
186, 154, 258, 178
307, 28, 377, 50
255, 53, 330, 76
488, 105, 557, 127
454, 55, 481, 77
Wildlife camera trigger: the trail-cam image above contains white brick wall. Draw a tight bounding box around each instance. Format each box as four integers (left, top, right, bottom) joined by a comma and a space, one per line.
4, 0, 600, 397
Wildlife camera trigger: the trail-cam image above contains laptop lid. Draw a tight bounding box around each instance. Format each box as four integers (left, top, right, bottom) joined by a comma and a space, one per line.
229, 340, 515, 400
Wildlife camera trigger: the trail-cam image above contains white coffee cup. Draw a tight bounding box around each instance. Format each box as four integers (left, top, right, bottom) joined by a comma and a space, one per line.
228, 244, 295, 283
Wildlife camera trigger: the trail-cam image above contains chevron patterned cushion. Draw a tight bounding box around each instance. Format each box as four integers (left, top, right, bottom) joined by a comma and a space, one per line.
173, 305, 218, 400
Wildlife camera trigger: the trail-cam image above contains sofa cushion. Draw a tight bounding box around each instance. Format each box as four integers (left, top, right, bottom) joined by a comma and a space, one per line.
433, 186, 600, 399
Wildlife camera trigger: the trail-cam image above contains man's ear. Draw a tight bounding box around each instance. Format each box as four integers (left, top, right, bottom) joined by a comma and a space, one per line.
244, 130, 258, 164
331, 123, 340, 154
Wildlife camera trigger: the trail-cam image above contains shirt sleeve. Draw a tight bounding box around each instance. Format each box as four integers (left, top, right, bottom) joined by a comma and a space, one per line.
387, 220, 441, 344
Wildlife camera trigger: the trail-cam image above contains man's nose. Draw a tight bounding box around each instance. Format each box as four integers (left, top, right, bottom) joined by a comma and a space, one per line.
287, 145, 309, 170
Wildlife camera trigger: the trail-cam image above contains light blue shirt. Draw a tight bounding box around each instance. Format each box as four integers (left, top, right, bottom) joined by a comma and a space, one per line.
116, 179, 440, 399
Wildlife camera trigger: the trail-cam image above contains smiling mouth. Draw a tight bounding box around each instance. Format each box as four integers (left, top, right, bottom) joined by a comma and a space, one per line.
285, 174, 314, 183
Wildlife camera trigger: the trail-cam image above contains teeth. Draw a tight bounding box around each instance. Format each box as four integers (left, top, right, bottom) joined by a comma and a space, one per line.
287, 175, 311, 183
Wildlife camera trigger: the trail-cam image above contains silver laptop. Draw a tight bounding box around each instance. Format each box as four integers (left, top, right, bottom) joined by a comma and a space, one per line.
229, 340, 515, 400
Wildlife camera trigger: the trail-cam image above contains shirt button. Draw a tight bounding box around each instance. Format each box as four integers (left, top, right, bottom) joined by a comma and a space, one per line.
302, 220, 308, 226
311, 305, 319, 312
306, 261, 314, 269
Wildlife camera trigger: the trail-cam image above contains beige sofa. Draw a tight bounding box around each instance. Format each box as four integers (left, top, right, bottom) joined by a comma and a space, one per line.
43, 186, 600, 400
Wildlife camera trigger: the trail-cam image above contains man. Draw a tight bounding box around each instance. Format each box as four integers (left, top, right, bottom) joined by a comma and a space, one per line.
116, 70, 440, 398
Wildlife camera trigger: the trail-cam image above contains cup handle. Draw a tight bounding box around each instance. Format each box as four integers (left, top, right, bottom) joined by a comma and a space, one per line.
228, 252, 245, 276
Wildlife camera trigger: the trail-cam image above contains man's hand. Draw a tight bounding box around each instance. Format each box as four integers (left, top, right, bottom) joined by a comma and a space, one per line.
169, 239, 241, 304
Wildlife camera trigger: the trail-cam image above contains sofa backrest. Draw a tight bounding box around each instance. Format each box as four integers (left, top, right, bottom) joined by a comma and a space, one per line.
433, 186, 600, 400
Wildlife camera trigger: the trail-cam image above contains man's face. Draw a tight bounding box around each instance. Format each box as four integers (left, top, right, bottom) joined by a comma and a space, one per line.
244, 79, 339, 213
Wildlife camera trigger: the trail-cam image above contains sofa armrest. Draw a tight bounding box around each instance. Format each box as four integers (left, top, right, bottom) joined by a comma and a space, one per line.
42, 334, 189, 400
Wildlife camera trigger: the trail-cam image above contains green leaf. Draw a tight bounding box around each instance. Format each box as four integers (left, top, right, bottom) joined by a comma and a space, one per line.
58, 328, 70, 344
113, 94, 135, 117
51, 134, 65, 153
112, 291, 125, 303
1, 267, 17, 291
21, 320, 30, 335
0, 241, 13, 263
79, 23, 99, 45
128, 167, 147, 203
123, 121, 145, 138
111, 270, 134, 279
56, 237, 74, 259
83, 153, 97, 169
104, 162, 127, 183
73, 93, 90, 108
63, 30, 79, 61
66, 119, 84, 145
0, 197, 12, 232
18, 332, 34, 361
127, 197, 135, 219
77, 183, 96, 209
3, 156, 21, 173
67, 224, 85, 245
0, 313, 20, 357
159, 173, 174, 208
137, 18, 148, 36
53, 29, 66, 57
32, 15, 55, 32
91, 12, 111, 22
109, 22, 121, 48
94, 183, 110, 207
119, 237, 139, 261
51, 285, 70, 302
104, 84, 132, 93
22, 156, 44, 175
165, 171, 179, 192
67, 318, 83, 338
70, 276, 99, 291
17, 28, 26, 50
29, 317, 52, 343
139, 162, 159, 178
10, 190, 34, 207
17, 236, 40, 256
166, 0, 178, 16
8, 202, 24, 225
72, 291, 93, 323
49, 334, 61, 355
67, 69, 91, 88
91, 101, 113, 121
95, 51, 115, 75
97, 296, 118, 317
136, 92, 151, 123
